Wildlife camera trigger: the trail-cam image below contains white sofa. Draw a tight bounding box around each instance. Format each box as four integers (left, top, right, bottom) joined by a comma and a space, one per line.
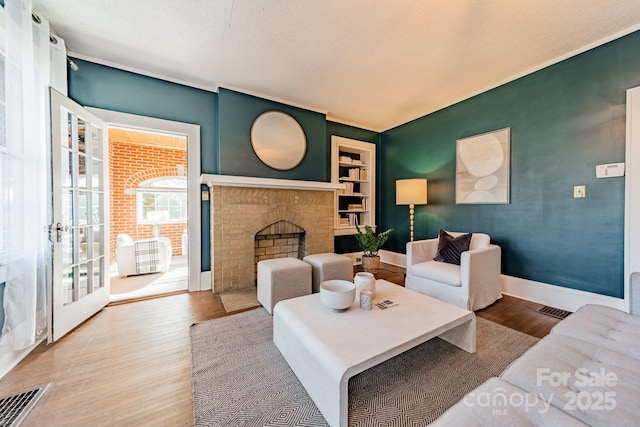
115, 234, 172, 277
432, 301, 640, 426
405, 232, 502, 311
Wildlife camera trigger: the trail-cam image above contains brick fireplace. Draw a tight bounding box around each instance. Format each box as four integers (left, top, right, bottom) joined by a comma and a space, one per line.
206, 176, 341, 294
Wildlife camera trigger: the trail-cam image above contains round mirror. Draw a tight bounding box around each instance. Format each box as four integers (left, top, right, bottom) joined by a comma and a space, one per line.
251, 111, 306, 170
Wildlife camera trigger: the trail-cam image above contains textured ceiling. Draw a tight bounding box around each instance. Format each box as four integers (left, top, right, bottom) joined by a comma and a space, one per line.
33, 0, 640, 132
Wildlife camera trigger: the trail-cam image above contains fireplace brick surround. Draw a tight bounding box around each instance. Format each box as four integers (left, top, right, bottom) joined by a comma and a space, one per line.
209, 185, 335, 294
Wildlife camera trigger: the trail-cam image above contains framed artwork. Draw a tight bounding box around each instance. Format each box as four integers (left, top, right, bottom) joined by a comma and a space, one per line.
456, 128, 510, 204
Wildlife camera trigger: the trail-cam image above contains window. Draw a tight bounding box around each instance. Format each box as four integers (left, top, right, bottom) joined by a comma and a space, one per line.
136, 177, 187, 224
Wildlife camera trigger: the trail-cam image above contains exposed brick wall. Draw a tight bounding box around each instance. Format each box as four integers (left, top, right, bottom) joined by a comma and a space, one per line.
110, 141, 187, 258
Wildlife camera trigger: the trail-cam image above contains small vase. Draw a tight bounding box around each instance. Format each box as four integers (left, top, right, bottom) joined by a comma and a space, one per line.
362, 255, 380, 274
354, 271, 376, 298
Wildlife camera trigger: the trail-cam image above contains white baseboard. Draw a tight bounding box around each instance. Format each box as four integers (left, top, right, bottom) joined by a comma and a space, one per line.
379, 250, 406, 268
379, 250, 626, 312
501, 275, 626, 312
200, 271, 212, 291
0, 340, 42, 380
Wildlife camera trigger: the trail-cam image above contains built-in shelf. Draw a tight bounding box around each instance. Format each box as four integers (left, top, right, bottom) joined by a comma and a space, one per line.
331, 136, 376, 235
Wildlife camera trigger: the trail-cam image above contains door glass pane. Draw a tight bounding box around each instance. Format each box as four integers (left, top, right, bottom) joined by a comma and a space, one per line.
78, 154, 88, 189
78, 191, 89, 225
91, 126, 102, 159
92, 225, 103, 258
62, 228, 73, 266
62, 190, 74, 226
77, 118, 86, 154
65, 111, 73, 149
79, 262, 88, 298
91, 159, 102, 190
61, 148, 72, 188
93, 257, 103, 289
71, 152, 79, 188
91, 193, 102, 225
79, 226, 88, 263
62, 267, 73, 305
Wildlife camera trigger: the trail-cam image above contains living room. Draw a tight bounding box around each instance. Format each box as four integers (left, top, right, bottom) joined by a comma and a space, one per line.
2, 1, 640, 426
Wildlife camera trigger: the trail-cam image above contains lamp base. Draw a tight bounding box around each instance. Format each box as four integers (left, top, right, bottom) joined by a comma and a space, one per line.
409, 204, 415, 242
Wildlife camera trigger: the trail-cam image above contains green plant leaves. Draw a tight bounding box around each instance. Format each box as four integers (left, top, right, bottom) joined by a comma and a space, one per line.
355, 224, 393, 257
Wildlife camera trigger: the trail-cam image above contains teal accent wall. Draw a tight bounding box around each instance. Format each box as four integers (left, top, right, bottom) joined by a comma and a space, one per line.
381, 30, 640, 298
218, 89, 328, 180
67, 61, 376, 272
327, 121, 381, 254
68, 59, 217, 271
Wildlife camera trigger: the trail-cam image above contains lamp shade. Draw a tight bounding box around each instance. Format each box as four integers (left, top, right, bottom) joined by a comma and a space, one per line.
396, 179, 428, 205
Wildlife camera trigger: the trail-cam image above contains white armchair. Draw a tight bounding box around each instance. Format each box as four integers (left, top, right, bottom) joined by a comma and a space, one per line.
115, 234, 172, 277
405, 232, 502, 311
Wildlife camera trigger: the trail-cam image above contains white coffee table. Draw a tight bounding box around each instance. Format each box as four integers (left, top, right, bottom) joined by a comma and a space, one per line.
273, 279, 476, 427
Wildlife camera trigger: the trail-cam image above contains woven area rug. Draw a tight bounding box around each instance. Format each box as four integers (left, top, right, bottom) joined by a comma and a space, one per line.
190, 308, 539, 426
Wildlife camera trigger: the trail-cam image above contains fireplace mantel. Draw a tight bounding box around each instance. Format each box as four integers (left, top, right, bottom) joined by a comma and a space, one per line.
200, 174, 343, 191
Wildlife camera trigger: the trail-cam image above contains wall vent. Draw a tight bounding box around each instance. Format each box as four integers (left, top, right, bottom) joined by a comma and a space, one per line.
537, 305, 572, 320
0, 384, 50, 427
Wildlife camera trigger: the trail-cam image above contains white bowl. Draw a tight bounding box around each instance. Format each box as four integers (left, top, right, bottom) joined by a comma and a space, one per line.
320, 280, 356, 312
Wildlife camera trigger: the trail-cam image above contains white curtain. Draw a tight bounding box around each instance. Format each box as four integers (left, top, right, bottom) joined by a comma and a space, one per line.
0, 0, 57, 352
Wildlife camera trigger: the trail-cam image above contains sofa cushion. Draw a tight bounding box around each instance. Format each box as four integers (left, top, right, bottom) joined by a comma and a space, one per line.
501, 333, 640, 427
410, 260, 462, 287
431, 377, 587, 427
434, 230, 471, 265
551, 304, 640, 360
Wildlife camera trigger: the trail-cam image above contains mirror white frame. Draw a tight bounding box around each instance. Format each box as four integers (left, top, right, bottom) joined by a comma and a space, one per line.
251, 111, 306, 170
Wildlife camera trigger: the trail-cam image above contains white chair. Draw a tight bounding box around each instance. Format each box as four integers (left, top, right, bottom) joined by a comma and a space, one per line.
115, 234, 172, 277
405, 232, 501, 311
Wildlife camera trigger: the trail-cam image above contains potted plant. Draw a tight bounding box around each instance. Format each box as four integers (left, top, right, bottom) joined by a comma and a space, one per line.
354, 224, 394, 274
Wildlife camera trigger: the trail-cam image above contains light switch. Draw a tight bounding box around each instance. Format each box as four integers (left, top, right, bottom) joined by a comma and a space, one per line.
573, 185, 586, 198
201, 190, 210, 201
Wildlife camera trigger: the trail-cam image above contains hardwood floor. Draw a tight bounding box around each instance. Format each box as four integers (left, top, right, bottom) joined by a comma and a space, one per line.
0, 263, 560, 426
366, 262, 562, 337
0, 292, 225, 427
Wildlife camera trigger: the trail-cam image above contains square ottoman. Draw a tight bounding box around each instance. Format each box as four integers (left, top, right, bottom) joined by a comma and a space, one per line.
303, 253, 353, 293
257, 257, 312, 315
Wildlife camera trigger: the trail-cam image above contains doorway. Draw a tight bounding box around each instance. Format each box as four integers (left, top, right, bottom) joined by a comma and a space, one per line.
86, 108, 202, 298
108, 127, 189, 303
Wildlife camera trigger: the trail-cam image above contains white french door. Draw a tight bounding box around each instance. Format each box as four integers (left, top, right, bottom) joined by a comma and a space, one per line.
49, 88, 110, 342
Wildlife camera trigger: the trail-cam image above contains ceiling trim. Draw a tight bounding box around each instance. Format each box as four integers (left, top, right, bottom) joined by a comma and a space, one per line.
71, 20, 640, 134
68, 51, 218, 92
381, 22, 640, 132
217, 84, 329, 116
326, 115, 382, 133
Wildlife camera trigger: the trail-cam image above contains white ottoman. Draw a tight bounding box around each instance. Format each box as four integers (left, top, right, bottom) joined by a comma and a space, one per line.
303, 253, 353, 293
257, 258, 312, 315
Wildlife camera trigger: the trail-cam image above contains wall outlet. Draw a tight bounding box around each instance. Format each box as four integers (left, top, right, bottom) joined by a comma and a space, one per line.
355, 256, 362, 263
573, 185, 586, 198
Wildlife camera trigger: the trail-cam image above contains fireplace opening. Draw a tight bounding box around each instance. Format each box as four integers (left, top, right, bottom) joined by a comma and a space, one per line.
254, 221, 306, 283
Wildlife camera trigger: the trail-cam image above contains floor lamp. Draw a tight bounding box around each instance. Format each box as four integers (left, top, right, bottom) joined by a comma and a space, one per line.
396, 179, 428, 242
